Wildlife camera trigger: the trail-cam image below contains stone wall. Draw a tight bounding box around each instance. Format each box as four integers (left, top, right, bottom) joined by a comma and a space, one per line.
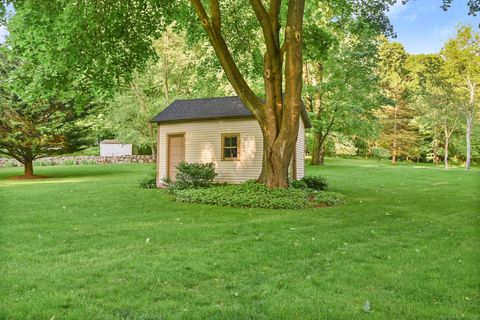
0, 155, 155, 168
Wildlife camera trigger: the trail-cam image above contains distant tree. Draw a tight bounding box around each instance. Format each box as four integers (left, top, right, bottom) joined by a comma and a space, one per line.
1, 0, 478, 184
409, 54, 462, 168
303, 2, 385, 165
376, 40, 420, 163
0, 50, 91, 177
0, 95, 89, 177
442, 25, 480, 170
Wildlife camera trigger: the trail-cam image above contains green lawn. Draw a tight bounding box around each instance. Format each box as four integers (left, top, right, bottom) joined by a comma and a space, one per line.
1, 159, 479, 319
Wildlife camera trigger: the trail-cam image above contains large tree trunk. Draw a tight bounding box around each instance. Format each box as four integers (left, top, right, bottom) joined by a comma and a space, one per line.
190, 0, 305, 188
24, 159, 34, 178
257, 122, 298, 188
465, 114, 472, 170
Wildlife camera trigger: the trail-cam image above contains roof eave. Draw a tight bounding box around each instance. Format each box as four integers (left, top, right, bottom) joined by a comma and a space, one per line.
150, 114, 256, 124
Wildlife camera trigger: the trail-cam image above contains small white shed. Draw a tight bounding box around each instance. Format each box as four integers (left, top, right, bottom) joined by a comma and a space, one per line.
99, 140, 133, 156
150, 96, 311, 186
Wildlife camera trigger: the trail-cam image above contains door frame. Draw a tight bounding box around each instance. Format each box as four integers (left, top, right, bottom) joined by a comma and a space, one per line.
167, 133, 185, 179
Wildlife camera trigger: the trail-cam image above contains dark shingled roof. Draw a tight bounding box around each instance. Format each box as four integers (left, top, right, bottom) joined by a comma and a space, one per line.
150, 96, 312, 128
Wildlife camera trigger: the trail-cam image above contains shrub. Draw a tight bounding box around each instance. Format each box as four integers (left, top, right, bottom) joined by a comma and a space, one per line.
372, 147, 390, 162
292, 175, 328, 191
33, 160, 50, 166
3, 160, 19, 167
62, 159, 76, 166
314, 191, 346, 206
171, 162, 217, 189
172, 180, 344, 209
139, 170, 157, 189
80, 159, 97, 165
290, 179, 308, 190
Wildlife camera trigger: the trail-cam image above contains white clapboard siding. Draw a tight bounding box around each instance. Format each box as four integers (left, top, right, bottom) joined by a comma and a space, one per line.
157, 117, 306, 184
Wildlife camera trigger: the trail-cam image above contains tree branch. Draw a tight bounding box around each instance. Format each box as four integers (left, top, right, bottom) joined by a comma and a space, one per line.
189, 0, 264, 118
210, 0, 221, 30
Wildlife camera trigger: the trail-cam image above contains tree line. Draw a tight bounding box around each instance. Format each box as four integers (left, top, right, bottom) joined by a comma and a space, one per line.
0, 0, 479, 183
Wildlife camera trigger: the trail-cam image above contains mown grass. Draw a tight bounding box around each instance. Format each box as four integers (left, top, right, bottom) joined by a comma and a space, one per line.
0, 159, 479, 319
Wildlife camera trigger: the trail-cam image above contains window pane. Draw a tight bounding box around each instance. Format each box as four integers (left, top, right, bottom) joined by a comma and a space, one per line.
223, 135, 239, 159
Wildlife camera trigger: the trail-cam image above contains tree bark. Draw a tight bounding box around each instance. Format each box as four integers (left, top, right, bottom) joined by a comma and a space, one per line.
190, 0, 305, 188
24, 159, 34, 177
311, 131, 325, 165
444, 133, 450, 169
465, 114, 472, 170
432, 127, 439, 165
465, 77, 475, 170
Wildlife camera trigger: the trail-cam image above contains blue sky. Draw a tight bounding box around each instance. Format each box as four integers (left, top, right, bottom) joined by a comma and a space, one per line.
388, 0, 479, 54
0, 25, 7, 43
0, 1, 478, 52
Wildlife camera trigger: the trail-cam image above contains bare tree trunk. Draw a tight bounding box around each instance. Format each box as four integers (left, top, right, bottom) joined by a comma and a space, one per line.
24, 159, 34, 177
392, 105, 398, 165
465, 114, 472, 170
311, 131, 324, 165
444, 134, 450, 169
465, 77, 475, 170
433, 127, 439, 165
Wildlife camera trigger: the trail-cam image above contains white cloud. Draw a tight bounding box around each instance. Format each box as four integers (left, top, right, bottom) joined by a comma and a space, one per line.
433, 25, 456, 37
405, 14, 418, 22
387, 0, 408, 19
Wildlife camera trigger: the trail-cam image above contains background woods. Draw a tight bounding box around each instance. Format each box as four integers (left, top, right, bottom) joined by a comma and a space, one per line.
0, 1, 479, 179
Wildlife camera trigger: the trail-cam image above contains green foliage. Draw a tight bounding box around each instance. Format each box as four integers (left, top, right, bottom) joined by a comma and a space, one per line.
372, 147, 391, 162
173, 180, 341, 209
79, 159, 97, 166
170, 162, 217, 190
0, 50, 95, 175
298, 175, 329, 191
314, 191, 346, 206
139, 169, 157, 189
289, 179, 309, 190
3, 159, 18, 167
33, 160, 50, 167
62, 159, 75, 166
64, 147, 100, 157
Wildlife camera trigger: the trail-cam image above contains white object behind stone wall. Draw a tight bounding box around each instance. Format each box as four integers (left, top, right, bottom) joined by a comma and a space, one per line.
100, 140, 133, 156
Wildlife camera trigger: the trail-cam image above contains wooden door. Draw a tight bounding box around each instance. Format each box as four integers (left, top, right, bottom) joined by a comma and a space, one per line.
168, 134, 185, 179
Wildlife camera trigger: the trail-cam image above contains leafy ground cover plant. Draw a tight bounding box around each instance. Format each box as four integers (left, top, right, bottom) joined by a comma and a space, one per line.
172, 180, 344, 209
291, 175, 328, 190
